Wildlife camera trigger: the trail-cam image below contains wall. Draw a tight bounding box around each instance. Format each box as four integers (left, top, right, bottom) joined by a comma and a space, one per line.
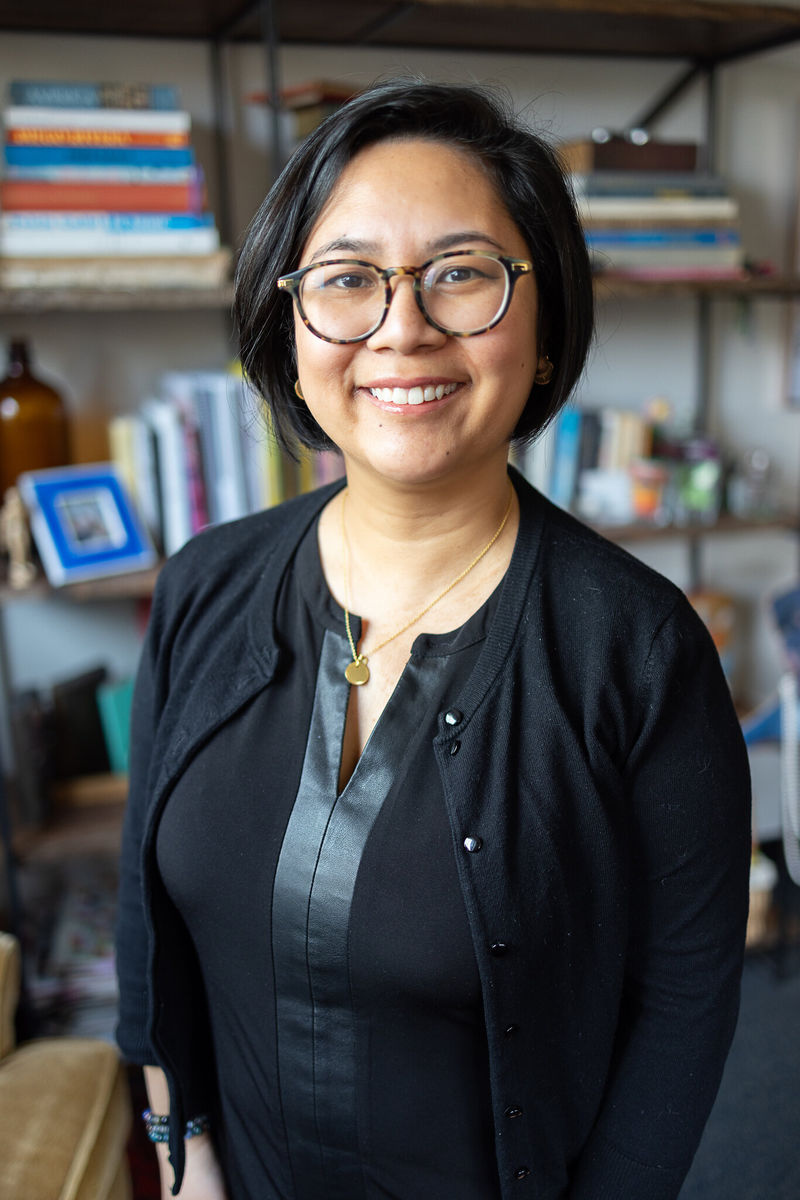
0, 30, 798, 714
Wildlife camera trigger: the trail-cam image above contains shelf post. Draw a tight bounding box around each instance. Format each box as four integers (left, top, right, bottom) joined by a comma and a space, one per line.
260, 0, 285, 186
209, 38, 233, 252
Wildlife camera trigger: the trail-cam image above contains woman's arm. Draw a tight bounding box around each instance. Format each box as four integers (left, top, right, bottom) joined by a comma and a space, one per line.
570, 599, 751, 1199
144, 1066, 228, 1200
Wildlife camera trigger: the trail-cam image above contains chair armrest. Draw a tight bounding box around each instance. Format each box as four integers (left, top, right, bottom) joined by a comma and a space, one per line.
0, 931, 21, 1060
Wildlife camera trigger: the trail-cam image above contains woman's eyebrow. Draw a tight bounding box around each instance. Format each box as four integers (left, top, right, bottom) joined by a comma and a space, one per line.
309, 238, 377, 262
308, 230, 505, 263
428, 231, 506, 253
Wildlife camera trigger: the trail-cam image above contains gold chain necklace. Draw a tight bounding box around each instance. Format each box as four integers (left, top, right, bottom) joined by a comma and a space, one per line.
340, 482, 514, 686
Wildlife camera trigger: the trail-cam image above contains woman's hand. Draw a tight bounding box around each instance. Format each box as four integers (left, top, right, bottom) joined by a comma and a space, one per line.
144, 1066, 229, 1199
153, 1132, 229, 1200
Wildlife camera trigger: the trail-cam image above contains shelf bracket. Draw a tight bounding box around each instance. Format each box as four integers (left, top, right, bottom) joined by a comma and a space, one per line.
628, 61, 705, 133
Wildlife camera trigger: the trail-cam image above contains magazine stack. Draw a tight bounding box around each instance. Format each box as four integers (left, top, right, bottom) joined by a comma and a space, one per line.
0, 78, 229, 289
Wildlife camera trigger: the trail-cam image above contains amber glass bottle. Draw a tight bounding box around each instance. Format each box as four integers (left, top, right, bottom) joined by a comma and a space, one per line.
0, 338, 70, 496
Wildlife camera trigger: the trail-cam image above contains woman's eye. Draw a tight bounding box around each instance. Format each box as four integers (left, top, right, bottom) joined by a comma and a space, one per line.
439, 266, 476, 285
431, 263, 490, 288
326, 271, 375, 290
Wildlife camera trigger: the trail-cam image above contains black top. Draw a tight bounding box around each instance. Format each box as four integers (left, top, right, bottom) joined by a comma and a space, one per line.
118, 473, 750, 1199
156, 520, 504, 1200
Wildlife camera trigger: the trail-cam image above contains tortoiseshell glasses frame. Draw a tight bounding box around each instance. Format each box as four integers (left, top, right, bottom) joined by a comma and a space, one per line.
276, 250, 533, 344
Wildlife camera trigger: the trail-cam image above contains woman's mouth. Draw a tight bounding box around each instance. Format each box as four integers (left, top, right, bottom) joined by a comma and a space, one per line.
366, 382, 460, 406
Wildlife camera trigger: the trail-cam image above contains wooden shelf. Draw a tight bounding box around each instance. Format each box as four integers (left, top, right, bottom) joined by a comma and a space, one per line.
0, 283, 234, 315
594, 272, 800, 300
0, 273, 797, 317
595, 512, 798, 543
0, 564, 161, 603
13, 774, 127, 865
2, 1, 800, 61
3, 514, 795, 608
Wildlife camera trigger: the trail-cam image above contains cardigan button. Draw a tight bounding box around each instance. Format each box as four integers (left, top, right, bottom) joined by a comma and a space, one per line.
504, 1023, 520, 1037
444, 708, 463, 725
514, 1166, 530, 1181
449, 740, 461, 756
463, 836, 483, 853
505, 1105, 524, 1120
489, 941, 509, 957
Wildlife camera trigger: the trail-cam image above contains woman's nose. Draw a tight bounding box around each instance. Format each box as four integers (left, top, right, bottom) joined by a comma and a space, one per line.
366, 275, 447, 352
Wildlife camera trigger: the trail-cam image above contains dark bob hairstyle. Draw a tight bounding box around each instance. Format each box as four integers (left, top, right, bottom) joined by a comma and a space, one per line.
234, 78, 593, 455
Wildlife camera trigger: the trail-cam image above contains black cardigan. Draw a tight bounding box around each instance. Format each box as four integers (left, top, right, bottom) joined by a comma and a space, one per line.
115, 470, 751, 1199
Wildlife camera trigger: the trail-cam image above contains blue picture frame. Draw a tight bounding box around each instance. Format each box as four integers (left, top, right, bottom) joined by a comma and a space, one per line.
18, 463, 157, 586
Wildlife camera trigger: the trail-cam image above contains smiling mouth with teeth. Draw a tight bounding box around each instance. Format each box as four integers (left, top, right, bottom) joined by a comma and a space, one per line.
367, 382, 459, 406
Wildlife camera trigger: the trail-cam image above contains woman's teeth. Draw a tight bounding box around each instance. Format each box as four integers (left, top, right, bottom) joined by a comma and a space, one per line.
368, 382, 458, 406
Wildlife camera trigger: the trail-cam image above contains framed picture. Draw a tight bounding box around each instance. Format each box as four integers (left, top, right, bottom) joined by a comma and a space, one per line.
18, 463, 157, 586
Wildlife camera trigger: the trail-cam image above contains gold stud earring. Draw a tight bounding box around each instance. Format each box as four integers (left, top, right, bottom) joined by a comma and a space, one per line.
294, 378, 305, 400
534, 355, 554, 385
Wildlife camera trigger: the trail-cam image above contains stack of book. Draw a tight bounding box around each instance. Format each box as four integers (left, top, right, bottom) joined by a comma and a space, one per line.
247, 79, 359, 143
563, 134, 746, 281
0, 79, 229, 289
110, 368, 344, 557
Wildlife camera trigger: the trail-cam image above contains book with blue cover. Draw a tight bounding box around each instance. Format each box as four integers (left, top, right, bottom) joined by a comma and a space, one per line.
5, 144, 194, 168
549, 408, 583, 510
10, 80, 180, 109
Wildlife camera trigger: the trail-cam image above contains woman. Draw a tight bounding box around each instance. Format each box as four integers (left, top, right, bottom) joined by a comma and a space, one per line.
115, 80, 751, 1200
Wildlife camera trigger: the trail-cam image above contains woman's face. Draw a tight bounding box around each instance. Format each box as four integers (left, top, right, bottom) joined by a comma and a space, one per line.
294, 137, 539, 490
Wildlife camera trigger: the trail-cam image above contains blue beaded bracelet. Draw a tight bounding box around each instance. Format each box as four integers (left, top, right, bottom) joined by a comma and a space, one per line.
142, 1109, 210, 1144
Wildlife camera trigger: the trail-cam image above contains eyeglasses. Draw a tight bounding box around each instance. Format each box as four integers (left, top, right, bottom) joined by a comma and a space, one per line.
277, 250, 533, 344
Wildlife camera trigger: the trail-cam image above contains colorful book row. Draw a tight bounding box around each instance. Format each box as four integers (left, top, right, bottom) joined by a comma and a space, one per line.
110, 371, 345, 558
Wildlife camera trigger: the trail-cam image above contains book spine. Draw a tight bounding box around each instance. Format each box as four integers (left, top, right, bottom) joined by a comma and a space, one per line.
9, 81, 180, 109
0, 177, 206, 214
193, 373, 250, 523
561, 139, 697, 174
7, 128, 190, 148
1, 211, 214, 231
591, 246, 744, 267
5, 144, 195, 167
578, 196, 739, 221
4, 105, 190, 132
140, 400, 193, 557
549, 408, 583, 509
3, 164, 195, 183
0, 230, 220, 256
571, 171, 728, 197
597, 264, 748, 281
586, 227, 741, 247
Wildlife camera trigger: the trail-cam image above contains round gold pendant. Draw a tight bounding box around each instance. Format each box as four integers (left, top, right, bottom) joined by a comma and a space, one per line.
345, 656, 370, 686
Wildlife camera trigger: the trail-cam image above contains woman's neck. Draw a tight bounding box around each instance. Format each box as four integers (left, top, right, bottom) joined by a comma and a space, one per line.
319, 454, 518, 622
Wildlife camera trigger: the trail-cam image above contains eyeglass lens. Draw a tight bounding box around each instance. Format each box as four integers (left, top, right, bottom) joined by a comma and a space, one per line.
298, 254, 511, 340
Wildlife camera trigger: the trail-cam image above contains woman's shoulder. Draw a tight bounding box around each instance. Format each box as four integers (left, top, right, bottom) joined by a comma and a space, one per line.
517, 476, 706, 660
155, 483, 339, 600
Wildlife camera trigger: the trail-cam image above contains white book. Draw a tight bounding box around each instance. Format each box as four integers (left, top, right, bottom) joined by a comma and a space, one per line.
165, 371, 250, 527
3, 105, 191, 132
0, 228, 220, 257
139, 397, 193, 556
129, 415, 163, 548
4, 164, 196, 182
577, 195, 739, 222
235, 377, 285, 512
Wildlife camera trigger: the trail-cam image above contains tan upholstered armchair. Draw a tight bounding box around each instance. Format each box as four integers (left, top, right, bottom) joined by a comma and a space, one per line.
0, 930, 133, 1200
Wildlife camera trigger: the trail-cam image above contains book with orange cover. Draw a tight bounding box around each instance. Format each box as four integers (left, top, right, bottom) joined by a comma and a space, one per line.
0, 175, 206, 213
7, 128, 190, 148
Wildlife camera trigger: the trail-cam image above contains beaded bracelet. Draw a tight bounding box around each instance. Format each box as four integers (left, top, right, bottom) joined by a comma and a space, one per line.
142, 1109, 210, 1144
